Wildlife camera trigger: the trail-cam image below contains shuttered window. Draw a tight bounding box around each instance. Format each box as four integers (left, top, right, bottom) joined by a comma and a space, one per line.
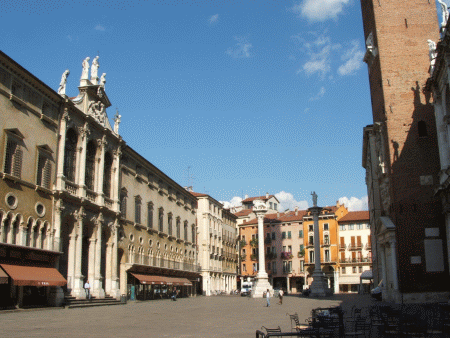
4, 138, 23, 179
36, 154, 51, 189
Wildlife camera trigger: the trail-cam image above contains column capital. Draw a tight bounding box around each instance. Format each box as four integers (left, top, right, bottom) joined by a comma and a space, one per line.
73, 207, 87, 221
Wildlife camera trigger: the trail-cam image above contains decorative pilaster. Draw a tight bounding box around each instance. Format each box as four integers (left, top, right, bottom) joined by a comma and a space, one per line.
56, 109, 69, 191
251, 199, 273, 298
77, 124, 89, 198
112, 146, 121, 212
309, 192, 331, 297
97, 137, 107, 205
67, 233, 76, 292
53, 199, 64, 252
72, 207, 86, 298
110, 219, 120, 299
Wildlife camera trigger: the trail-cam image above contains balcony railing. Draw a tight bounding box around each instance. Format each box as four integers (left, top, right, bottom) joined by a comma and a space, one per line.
250, 254, 258, 261
339, 257, 371, 264
280, 252, 293, 260
266, 252, 277, 260
348, 244, 362, 250
339, 244, 346, 250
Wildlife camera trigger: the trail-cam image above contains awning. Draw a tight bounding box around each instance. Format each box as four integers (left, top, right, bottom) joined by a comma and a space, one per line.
0, 266, 8, 284
0, 264, 66, 287
168, 277, 192, 286
360, 270, 373, 280
130, 273, 167, 285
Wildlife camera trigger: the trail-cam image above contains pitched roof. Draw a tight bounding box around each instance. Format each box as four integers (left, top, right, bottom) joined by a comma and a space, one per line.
338, 211, 369, 223
241, 210, 308, 226
242, 195, 276, 203
189, 192, 208, 197
233, 209, 254, 217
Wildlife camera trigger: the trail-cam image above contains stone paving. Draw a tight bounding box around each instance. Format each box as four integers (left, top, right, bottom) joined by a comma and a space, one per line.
0, 293, 377, 337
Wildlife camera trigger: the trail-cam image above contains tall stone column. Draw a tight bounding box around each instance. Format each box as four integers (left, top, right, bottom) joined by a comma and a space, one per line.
110, 220, 121, 299
96, 137, 106, 205
67, 233, 76, 291
112, 146, 121, 212
251, 200, 273, 298
380, 245, 387, 300
53, 199, 64, 252
56, 109, 69, 190
309, 192, 330, 297
92, 213, 105, 298
72, 207, 86, 298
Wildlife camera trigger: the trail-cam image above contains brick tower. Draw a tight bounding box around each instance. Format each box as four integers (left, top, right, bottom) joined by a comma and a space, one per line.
361, 0, 449, 302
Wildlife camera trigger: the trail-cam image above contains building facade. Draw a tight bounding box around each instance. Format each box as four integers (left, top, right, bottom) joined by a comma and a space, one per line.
361, 0, 449, 302
191, 191, 238, 295
337, 211, 372, 293
0, 51, 201, 307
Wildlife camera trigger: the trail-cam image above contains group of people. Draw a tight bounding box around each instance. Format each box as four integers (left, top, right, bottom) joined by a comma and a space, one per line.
265, 288, 284, 307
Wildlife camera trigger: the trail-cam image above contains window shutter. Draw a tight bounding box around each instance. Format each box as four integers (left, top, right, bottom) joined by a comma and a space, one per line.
13, 145, 23, 178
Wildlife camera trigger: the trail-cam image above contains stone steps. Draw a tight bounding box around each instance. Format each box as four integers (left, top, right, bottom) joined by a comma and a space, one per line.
64, 295, 124, 309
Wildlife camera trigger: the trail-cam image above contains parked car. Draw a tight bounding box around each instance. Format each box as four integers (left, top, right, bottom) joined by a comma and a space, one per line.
240, 282, 252, 296
370, 280, 383, 300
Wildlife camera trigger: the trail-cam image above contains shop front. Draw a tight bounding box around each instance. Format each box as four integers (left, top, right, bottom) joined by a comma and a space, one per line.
125, 265, 199, 301
0, 243, 66, 309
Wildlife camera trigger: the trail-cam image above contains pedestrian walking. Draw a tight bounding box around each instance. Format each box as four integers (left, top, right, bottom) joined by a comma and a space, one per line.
266, 289, 270, 307
172, 288, 177, 301
278, 289, 284, 305
84, 280, 91, 300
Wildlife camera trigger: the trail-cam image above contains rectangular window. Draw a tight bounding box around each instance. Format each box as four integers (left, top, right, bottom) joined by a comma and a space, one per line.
323, 223, 329, 231
243, 264, 246, 272
282, 232, 286, 239
300, 244, 304, 251
324, 249, 330, 262
282, 246, 286, 252
309, 224, 313, 232
300, 260, 304, 272
269, 202, 273, 209
366, 223, 370, 229
352, 266, 357, 274
357, 223, 363, 230
359, 266, 363, 273
36, 153, 51, 189
135, 197, 141, 224
271, 232, 275, 240
288, 245, 292, 253
342, 267, 346, 274
309, 235, 314, 246
147, 203, 153, 228
272, 261, 276, 274
299, 230, 303, 238
287, 231, 291, 239
266, 247, 270, 254
309, 250, 314, 263
4, 137, 23, 178
274, 203, 278, 210
348, 224, 354, 230
271, 246, 276, 254
120, 195, 127, 218
339, 225, 345, 231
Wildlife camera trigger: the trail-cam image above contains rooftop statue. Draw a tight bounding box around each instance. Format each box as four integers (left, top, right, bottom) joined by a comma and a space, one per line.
58, 70, 70, 96
80, 57, 90, 80
311, 191, 318, 207
100, 73, 106, 88
114, 109, 121, 134
438, 0, 449, 28
90, 56, 99, 84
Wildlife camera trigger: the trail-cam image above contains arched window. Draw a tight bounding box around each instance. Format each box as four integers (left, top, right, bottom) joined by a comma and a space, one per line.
64, 128, 77, 182
418, 120, 428, 138
103, 152, 113, 198
85, 140, 96, 190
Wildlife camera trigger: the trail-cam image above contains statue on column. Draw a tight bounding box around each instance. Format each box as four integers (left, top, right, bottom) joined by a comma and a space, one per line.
438, 0, 449, 28
58, 70, 70, 96
311, 191, 318, 207
90, 56, 99, 84
114, 109, 121, 134
427, 39, 437, 63
80, 57, 90, 81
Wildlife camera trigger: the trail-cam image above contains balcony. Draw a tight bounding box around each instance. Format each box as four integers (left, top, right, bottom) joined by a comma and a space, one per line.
339, 244, 346, 251
250, 238, 258, 247
321, 240, 330, 247
250, 254, 258, 261
306, 242, 314, 248
280, 252, 293, 260
266, 252, 277, 260
348, 244, 363, 251
339, 257, 371, 264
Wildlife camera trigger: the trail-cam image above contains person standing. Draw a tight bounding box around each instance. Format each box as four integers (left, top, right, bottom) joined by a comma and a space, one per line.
266, 289, 270, 307
278, 289, 284, 305
84, 280, 91, 300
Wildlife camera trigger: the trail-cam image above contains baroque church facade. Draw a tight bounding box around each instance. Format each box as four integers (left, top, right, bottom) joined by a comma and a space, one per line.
0, 51, 200, 308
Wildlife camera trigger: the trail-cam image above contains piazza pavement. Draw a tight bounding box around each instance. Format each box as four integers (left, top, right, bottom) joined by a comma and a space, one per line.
0, 293, 377, 337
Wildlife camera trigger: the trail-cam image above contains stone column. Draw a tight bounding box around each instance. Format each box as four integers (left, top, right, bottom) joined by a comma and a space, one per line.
112, 147, 121, 212
56, 109, 70, 190
105, 242, 112, 294
72, 207, 86, 298
96, 137, 106, 205
6, 217, 13, 244
380, 244, 387, 299
53, 199, 64, 252
251, 200, 273, 298
286, 276, 290, 293
390, 239, 399, 291
309, 192, 330, 297
18, 225, 26, 246
92, 214, 105, 298
77, 124, 89, 198
67, 233, 76, 291
88, 238, 96, 288
0, 215, 5, 243
110, 220, 120, 299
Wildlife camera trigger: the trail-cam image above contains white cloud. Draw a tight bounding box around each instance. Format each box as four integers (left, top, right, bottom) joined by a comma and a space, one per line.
293, 0, 351, 22
338, 40, 364, 76
309, 86, 326, 101
275, 191, 309, 212
209, 14, 219, 24
220, 196, 243, 209
300, 43, 339, 78
226, 37, 252, 58
338, 196, 369, 211
95, 24, 105, 31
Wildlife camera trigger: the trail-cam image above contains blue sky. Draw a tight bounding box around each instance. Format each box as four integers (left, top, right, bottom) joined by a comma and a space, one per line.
1, 1, 443, 211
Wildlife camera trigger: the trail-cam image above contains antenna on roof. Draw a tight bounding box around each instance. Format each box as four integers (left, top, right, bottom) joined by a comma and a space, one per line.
185, 166, 194, 190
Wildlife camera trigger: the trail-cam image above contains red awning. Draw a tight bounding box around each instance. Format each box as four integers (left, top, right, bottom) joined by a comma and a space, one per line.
0, 264, 66, 287
168, 277, 192, 286
0, 266, 8, 284
130, 273, 167, 285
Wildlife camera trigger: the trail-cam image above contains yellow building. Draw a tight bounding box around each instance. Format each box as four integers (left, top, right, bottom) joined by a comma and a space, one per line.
303, 202, 348, 293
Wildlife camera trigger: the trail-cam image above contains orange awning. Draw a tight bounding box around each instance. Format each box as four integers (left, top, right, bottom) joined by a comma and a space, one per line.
0, 264, 66, 287
130, 273, 167, 285
0, 266, 8, 284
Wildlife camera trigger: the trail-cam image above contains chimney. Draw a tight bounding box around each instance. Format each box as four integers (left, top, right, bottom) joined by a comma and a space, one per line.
245, 194, 249, 199
266, 192, 269, 198
295, 206, 298, 216
336, 200, 340, 207
277, 211, 280, 218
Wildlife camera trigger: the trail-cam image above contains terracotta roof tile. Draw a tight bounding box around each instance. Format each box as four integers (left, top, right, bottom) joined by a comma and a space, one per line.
338, 211, 369, 222
233, 209, 254, 217
241, 210, 308, 225
189, 191, 208, 197
242, 195, 276, 203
